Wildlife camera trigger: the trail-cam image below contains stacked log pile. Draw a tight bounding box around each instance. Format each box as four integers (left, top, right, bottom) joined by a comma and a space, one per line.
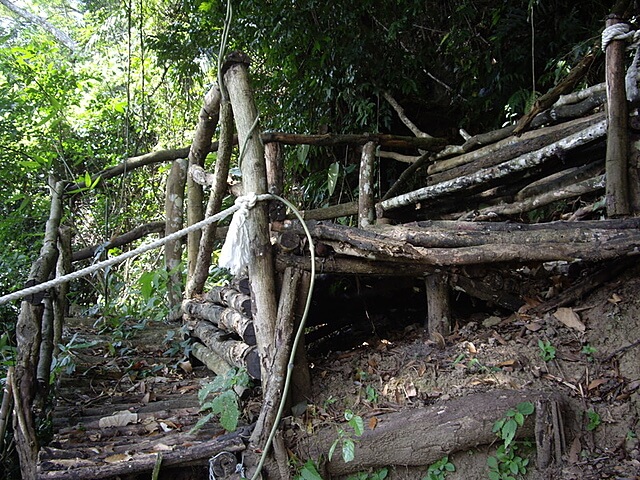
183, 284, 261, 380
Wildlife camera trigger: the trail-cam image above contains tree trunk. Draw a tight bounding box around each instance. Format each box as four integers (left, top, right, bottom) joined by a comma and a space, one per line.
302, 390, 564, 477
261, 132, 446, 150
14, 179, 64, 479
223, 55, 278, 392
187, 86, 222, 277
164, 158, 188, 314
605, 14, 631, 216
358, 141, 376, 228
265, 142, 286, 222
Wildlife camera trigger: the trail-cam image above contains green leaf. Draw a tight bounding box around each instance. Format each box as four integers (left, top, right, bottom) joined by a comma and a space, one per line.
297, 144, 310, 166
328, 439, 338, 461
327, 162, 339, 197
488, 471, 500, 480
502, 418, 517, 448
211, 390, 240, 432
487, 456, 498, 469
299, 460, 323, 480
342, 438, 356, 462
514, 412, 525, 427
517, 402, 534, 415
445, 463, 455, 472
84, 172, 92, 188
349, 414, 364, 436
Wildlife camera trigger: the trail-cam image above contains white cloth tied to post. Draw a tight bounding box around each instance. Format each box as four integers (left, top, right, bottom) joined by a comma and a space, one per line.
219, 192, 258, 275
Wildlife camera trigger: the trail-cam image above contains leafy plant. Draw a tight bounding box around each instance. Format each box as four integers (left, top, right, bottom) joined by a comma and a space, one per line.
538, 339, 556, 362
347, 467, 389, 480
50, 333, 100, 378
295, 459, 323, 480
581, 344, 597, 362
364, 385, 379, 404
586, 410, 601, 432
487, 402, 535, 480
192, 367, 251, 433
329, 410, 365, 463
423, 455, 455, 480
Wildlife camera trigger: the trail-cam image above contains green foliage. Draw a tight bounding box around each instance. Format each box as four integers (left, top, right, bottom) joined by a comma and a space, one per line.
347, 467, 389, 480
50, 333, 100, 378
488, 402, 534, 480
295, 459, 324, 480
329, 410, 364, 463
423, 456, 455, 480
538, 340, 556, 362
586, 410, 601, 432
192, 367, 251, 433
581, 344, 597, 362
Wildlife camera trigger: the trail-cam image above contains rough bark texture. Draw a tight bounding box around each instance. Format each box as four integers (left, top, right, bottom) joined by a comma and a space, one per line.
71, 221, 166, 262
183, 299, 255, 345
251, 267, 301, 445
187, 99, 234, 297
15, 180, 64, 479
187, 86, 222, 278
605, 15, 631, 216
265, 141, 286, 222
303, 390, 564, 477
187, 319, 261, 380
358, 141, 376, 228
261, 132, 447, 150
223, 56, 278, 394
425, 273, 451, 337
379, 120, 607, 213
164, 158, 188, 313
191, 342, 234, 376
205, 285, 253, 318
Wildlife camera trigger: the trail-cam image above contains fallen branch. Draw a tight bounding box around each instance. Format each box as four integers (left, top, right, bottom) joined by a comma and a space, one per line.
382, 91, 433, 138
378, 119, 607, 213
460, 174, 605, 220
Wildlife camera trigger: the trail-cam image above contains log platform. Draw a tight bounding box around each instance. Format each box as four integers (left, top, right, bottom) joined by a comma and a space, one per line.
36, 317, 248, 480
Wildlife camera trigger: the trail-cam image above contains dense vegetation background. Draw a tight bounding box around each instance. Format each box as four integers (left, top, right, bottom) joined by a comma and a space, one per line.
0, 0, 615, 474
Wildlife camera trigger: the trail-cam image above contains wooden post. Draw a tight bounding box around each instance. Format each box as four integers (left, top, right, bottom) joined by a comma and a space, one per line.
187, 96, 233, 298
54, 225, 72, 355
223, 54, 278, 393
425, 273, 451, 340
164, 158, 188, 314
605, 14, 631, 217
628, 132, 640, 213
187, 86, 222, 277
14, 179, 64, 478
358, 141, 376, 228
265, 142, 286, 222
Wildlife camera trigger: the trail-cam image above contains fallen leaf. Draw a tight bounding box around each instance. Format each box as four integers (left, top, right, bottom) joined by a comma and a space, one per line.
482, 316, 501, 328
153, 443, 173, 452
525, 322, 543, 332
568, 436, 581, 464
588, 378, 607, 390
178, 360, 193, 374
104, 452, 133, 464
554, 307, 586, 333
497, 359, 516, 367
404, 382, 417, 398
368, 417, 378, 430
431, 331, 445, 350
608, 293, 623, 304
464, 341, 477, 354
99, 411, 138, 428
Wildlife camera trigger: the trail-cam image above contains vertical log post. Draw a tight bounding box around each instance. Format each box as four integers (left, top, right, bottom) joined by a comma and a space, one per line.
54, 225, 72, 355
14, 179, 63, 479
265, 142, 286, 222
605, 14, 631, 217
164, 158, 188, 315
187, 86, 222, 277
425, 273, 451, 339
187, 90, 233, 298
223, 55, 278, 396
358, 141, 376, 228
628, 133, 640, 213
